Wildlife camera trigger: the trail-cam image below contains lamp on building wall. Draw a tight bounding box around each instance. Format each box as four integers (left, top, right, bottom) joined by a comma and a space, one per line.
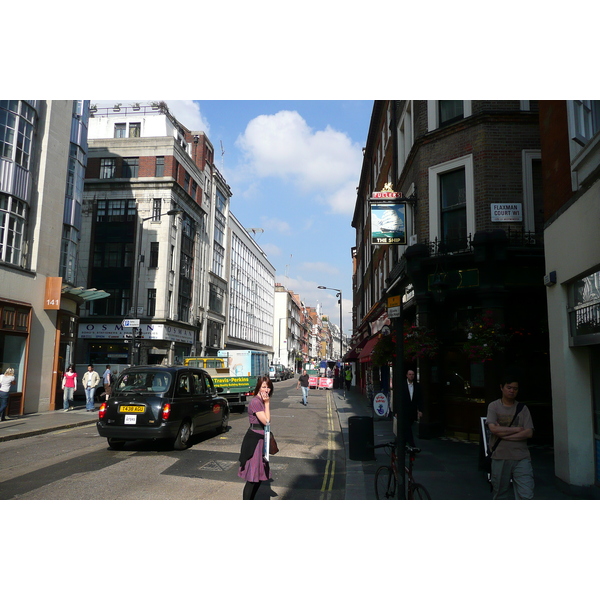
317, 286, 342, 361
129, 208, 183, 365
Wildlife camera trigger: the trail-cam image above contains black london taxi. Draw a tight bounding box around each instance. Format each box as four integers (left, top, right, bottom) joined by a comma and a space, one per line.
97, 366, 229, 450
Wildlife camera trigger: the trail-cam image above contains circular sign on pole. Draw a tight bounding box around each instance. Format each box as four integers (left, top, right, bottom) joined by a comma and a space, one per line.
373, 392, 389, 417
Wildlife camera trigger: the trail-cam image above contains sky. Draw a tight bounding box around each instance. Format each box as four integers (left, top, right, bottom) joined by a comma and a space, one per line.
92, 99, 372, 335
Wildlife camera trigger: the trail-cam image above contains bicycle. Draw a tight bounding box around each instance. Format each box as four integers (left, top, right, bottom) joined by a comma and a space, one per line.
374, 440, 431, 499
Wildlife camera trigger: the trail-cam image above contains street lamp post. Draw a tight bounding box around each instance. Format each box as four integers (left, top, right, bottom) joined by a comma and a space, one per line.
130, 208, 183, 365
317, 286, 342, 361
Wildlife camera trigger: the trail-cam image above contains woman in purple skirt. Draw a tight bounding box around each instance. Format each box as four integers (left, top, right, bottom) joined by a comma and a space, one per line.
238, 376, 273, 500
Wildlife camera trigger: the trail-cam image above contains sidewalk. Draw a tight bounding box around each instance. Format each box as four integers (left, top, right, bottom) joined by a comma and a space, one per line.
331, 386, 581, 500
0, 389, 582, 500
0, 404, 98, 442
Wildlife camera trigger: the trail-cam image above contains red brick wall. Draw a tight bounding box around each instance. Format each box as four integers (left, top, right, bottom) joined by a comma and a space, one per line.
538, 101, 572, 221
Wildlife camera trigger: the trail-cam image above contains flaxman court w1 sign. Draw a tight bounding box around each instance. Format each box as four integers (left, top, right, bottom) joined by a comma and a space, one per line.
370, 184, 407, 245
491, 203, 523, 222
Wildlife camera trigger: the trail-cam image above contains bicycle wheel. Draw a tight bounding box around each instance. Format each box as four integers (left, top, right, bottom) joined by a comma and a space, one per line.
374, 466, 396, 499
409, 482, 431, 500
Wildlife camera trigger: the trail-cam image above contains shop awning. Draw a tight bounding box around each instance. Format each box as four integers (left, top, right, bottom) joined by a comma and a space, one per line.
62, 284, 111, 303
358, 336, 380, 363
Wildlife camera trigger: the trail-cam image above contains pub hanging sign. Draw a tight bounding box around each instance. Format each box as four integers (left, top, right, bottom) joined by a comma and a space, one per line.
370, 183, 407, 245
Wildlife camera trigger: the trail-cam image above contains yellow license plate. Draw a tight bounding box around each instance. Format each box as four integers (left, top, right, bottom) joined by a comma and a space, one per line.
119, 405, 145, 413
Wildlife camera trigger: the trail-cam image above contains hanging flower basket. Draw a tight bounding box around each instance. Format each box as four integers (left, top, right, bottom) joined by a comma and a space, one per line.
462, 310, 510, 362
403, 323, 439, 362
369, 324, 440, 366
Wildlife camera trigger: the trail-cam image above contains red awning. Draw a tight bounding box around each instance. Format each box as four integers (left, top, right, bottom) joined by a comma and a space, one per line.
358, 336, 379, 363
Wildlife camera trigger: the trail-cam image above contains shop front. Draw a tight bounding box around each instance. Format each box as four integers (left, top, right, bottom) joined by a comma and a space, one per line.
77, 322, 196, 368
0, 298, 31, 416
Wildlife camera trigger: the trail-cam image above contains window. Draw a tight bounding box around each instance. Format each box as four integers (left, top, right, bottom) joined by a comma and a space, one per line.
428, 155, 475, 250
149, 242, 159, 268
155, 156, 164, 177
93, 242, 134, 268
0, 101, 35, 169
60, 224, 78, 284
209, 283, 224, 314
438, 101, 464, 127
96, 199, 136, 222
427, 101, 472, 131
147, 289, 156, 317
568, 101, 600, 146
439, 169, 467, 248
114, 123, 126, 138
100, 158, 116, 179
129, 122, 141, 137
152, 198, 161, 221
90, 288, 131, 316
397, 102, 413, 176
122, 157, 139, 178
522, 150, 543, 233
0, 193, 27, 266
568, 270, 600, 345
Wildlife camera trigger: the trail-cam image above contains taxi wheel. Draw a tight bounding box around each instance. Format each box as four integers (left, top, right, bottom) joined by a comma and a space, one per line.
174, 421, 192, 450
218, 410, 229, 433
108, 438, 126, 450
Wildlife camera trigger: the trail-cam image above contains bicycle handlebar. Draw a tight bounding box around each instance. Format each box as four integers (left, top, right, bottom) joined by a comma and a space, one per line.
373, 441, 422, 455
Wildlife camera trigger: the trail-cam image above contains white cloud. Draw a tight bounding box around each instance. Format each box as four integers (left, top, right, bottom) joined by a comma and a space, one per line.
235, 110, 362, 195
260, 217, 292, 235
326, 180, 359, 216
300, 262, 339, 276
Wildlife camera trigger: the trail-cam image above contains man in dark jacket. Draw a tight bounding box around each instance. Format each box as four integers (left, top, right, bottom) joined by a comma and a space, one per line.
403, 369, 423, 448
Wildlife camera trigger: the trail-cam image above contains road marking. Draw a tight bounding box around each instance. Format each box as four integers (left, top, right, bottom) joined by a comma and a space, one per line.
320, 390, 337, 499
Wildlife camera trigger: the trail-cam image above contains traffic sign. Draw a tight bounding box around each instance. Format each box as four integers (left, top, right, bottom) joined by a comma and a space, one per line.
122, 319, 140, 328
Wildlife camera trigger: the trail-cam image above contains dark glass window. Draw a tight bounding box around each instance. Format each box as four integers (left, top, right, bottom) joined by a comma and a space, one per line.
155, 156, 164, 177
439, 101, 464, 127
149, 242, 159, 268
122, 157, 139, 178
147, 289, 156, 317
439, 168, 467, 249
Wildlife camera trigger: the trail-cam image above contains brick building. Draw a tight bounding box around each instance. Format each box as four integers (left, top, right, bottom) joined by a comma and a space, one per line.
349, 101, 551, 441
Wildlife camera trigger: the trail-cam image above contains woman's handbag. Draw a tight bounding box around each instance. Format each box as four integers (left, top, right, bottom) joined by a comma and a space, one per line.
269, 433, 279, 455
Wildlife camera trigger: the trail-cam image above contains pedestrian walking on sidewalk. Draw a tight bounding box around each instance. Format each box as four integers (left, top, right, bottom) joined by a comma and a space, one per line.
297, 369, 309, 405
82, 365, 100, 412
238, 376, 273, 500
486, 375, 534, 500
62, 365, 77, 411
403, 369, 423, 448
101, 365, 113, 400
0, 368, 16, 421
344, 368, 352, 390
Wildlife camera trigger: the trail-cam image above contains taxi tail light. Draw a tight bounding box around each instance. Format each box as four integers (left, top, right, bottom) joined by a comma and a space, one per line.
162, 403, 172, 421
99, 403, 107, 419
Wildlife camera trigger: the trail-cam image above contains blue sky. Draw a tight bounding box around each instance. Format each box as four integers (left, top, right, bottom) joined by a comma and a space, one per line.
193, 99, 373, 334
93, 99, 373, 335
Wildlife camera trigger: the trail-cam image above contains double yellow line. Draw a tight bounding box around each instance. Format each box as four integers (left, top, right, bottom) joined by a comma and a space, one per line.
320, 389, 337, 500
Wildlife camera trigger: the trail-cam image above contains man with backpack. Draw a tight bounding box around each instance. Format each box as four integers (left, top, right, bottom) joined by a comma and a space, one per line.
486, 375, 534, 499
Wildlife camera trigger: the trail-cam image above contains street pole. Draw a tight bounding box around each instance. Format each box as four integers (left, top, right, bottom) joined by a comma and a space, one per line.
392, 296, 406, 499
337, 290, 343, 361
